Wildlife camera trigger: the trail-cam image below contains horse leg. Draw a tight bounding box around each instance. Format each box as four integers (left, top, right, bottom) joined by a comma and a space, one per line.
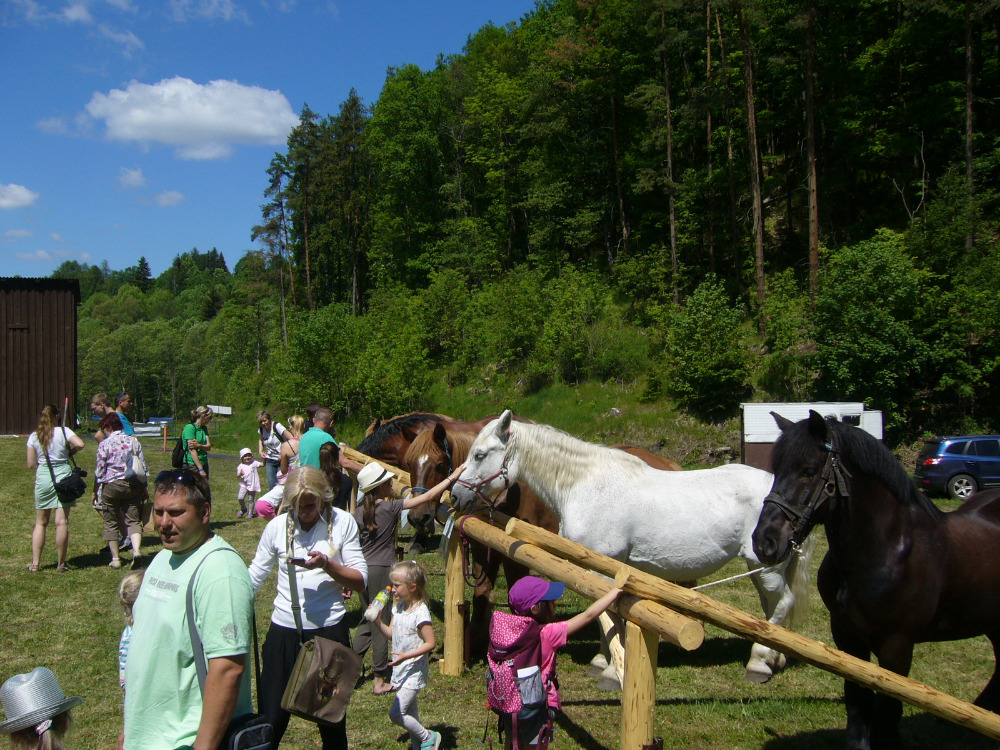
974, 631, 1000, 712
831, 618, 876, 750
468, 545, 505, 663
869, 635, 912, 750
595, 612, 625, 691
743, 537, 814, 682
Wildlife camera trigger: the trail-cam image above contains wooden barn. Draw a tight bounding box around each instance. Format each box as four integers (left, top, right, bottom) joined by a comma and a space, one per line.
0, 278, 80, 435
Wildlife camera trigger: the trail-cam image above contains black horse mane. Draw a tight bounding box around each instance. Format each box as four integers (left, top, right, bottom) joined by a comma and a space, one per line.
357, 412, 454, 456
776, 416, 944, 520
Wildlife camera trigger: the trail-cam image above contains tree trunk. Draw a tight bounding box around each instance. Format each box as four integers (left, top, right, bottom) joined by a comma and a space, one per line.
737, 5, 766, 332
965, 0, 975, 252
662, 11, 680, 305
806, 0, 820, 308
715, 10, 741, 272
303, 207, 314, 311
705, 0, 716, 277
611, 94, 631, 263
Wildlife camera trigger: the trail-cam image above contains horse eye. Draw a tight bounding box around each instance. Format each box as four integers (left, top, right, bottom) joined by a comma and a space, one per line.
474, 451, 486, 462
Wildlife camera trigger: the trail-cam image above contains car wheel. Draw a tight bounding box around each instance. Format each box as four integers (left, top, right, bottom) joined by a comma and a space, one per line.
947, 473, 978, 500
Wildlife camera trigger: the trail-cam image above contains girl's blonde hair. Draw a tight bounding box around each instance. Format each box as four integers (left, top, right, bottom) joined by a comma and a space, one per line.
286, 414, 305, 438
282, 466, 336, 552
119, 570, 144, 626
390, 560, 429, 606
35, 405, 60, 450
190, 405, 213, 424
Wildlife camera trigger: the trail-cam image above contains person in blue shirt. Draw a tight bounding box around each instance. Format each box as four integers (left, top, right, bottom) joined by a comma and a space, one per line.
116, 392, 135, 436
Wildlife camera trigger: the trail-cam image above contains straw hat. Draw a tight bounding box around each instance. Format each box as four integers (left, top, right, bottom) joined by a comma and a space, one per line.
0, 667, 82, 734
357, 462, 394, 494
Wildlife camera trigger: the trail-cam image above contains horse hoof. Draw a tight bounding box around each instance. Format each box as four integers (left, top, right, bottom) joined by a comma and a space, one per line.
596, 676, 621, 691
586, 655, 609, 677
744, 667, 773, 684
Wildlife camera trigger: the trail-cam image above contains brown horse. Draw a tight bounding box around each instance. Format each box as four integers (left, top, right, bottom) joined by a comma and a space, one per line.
403, 421, 683, 661
753, 411, 1000, 750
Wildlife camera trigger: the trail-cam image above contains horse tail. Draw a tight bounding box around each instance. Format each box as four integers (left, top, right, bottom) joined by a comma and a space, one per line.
782, 531, 814, 632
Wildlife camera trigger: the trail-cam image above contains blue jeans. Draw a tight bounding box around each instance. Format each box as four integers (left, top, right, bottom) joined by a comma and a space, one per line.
264, 459, 280, 491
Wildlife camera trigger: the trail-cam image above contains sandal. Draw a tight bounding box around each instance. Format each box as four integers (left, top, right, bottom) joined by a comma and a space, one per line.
25, 563, 39, 573
55, 563, 69, 573
109, 559, 122, 569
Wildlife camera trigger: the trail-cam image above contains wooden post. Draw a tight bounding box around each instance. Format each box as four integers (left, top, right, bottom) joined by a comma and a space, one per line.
458, 515, 703, 651
621, 621, 658, 750
612, 571, 1000, 740
441, 523, 465, 676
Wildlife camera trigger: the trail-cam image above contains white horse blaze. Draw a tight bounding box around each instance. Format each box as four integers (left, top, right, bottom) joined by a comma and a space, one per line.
452, 410, 813, 683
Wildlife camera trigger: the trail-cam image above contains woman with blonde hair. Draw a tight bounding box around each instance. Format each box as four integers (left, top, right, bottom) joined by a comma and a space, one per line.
247, 466, 367, 750
254, 414, 305, 518
181, 406, 212, 478
25, 405, 85, 573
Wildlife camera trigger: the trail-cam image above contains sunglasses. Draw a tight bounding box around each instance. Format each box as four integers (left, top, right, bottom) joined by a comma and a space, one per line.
154, 470, 200, 486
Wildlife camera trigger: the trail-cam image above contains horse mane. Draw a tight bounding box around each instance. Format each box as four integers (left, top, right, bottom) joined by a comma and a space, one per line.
777, 417, 944, 519
357, 412, 454, 456
508, 420, 649, 489
405, 426, 478, 465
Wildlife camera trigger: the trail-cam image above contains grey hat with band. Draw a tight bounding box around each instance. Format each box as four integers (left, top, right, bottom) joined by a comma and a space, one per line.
0, 667, 83, 734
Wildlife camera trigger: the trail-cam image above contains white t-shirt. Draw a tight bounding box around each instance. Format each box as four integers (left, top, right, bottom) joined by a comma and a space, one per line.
27, 427, 77, 466
260, 422, 287, 462
247, 509, 368, 629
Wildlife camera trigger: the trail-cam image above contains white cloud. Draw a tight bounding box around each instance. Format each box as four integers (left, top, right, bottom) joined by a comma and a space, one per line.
0, 184, 40, 209
85, 76, 298, 160
51, 232, 66, 243
170, 0, 248, 22
155, 190, 185, 206
61, 2, 93, 23
118, 166, 146, 188
36, 116, 69, 134
104, 0, 137, 11
99, 23, 144, 56
16, 249, 54, 262
4, 229, 34, 241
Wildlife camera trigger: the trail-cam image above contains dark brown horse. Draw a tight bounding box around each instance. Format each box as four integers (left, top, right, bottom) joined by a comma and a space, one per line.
752, 410, 1000, 750
403, 421, 683, 661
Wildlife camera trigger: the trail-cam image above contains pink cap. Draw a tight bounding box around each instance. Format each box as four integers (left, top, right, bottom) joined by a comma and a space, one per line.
508, 576, 565, 615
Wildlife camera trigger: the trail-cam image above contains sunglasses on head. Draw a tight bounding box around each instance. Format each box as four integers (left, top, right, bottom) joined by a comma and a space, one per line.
155, 470, 200, 486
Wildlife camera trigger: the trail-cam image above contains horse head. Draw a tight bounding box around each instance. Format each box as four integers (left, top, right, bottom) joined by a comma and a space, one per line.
753, 410, 849, 565
451, 410, 516, 515
403, 423, 473, 534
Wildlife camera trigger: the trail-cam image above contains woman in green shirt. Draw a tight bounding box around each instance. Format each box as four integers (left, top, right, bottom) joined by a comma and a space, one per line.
182, 406, 213, 478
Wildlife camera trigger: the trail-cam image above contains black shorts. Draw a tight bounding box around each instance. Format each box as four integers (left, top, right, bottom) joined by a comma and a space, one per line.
500, 704, 553, 747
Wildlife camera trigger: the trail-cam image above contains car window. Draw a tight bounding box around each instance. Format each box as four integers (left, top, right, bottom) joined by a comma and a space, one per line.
973, 439, 1000, 458
918, 441, 942, 460
944, 441, 969, 455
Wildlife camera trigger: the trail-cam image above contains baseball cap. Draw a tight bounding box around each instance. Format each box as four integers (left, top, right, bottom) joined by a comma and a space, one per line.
508, 576, 565, 615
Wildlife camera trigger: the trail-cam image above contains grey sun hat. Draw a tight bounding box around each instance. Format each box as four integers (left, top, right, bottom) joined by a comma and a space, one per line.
0, 667, 82, 734
357, 462, 395, 494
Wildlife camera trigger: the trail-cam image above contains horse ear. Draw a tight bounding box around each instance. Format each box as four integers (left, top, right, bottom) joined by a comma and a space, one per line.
365, 418, 380, 436
807, 410, 829, 439
496, 410, 513, 444
771, 411, 795, 432
401, 425, 420, 443
432, 421, 448, 445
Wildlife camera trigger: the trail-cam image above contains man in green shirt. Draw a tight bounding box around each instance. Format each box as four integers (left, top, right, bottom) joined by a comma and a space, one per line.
121, 470, 254, 750
298, 406, 338, 469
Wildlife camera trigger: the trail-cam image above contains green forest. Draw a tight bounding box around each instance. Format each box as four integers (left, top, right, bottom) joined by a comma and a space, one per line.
54, 0, 1000, 442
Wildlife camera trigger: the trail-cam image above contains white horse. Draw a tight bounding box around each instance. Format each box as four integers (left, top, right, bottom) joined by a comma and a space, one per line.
451, 410, 813, 682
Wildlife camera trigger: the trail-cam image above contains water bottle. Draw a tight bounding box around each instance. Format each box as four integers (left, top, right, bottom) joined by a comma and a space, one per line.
363, 585, 392, 622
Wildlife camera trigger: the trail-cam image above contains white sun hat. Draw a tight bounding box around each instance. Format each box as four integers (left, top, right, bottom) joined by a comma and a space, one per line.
357, 462, 395, 494
0, 667, 82, 734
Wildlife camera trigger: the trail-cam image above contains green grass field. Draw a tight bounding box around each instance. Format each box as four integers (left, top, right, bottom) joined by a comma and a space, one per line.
0, 435, 995, 749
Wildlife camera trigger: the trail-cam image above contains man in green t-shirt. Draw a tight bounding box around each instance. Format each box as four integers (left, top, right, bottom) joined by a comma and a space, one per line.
298, 406, 338, 469
121, 470, 254, 750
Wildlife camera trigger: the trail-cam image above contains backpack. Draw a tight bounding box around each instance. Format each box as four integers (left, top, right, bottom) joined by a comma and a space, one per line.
487, 611, 552, 749
171, 434, 187, 469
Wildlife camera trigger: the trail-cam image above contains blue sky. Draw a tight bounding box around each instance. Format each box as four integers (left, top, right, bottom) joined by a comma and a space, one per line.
0, 0, 537, 279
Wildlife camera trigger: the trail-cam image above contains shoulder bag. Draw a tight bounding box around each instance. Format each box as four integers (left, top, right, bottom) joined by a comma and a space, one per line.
279, 512, 362, 726
41, 426, 87, 504
123, 435, 148, 487
187, 547, 273, 750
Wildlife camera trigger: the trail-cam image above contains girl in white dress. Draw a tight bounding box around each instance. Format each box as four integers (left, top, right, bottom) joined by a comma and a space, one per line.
376, 560, 441, 750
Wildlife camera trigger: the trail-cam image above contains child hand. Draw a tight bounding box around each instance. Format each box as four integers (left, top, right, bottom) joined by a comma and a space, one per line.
387, 651, 406, 667
343, 588, 353, 599
449, 463, 467, 482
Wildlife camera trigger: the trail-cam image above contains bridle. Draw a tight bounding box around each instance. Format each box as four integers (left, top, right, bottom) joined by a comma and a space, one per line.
452, 454, 510, 509
762, 429, 852, 546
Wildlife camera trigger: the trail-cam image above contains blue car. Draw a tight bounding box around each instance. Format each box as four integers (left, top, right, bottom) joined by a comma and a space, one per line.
914, 435, 1000, 500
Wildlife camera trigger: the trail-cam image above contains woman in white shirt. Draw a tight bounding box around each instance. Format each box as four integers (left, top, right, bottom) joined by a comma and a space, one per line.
247, 466, 367, 750
25, 404, 85, 572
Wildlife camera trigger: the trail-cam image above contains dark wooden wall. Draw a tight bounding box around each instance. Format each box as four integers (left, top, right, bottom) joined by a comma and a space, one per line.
1, 279, 80, 435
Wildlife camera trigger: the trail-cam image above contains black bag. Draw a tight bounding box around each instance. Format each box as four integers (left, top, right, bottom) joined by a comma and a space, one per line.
171, 435, 187, 469
42, 426, 88, 504
187, 548, 274, 750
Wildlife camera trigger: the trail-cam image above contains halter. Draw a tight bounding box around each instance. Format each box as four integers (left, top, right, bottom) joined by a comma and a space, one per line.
762, 429, 852, 546
453, 454, 510, 509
